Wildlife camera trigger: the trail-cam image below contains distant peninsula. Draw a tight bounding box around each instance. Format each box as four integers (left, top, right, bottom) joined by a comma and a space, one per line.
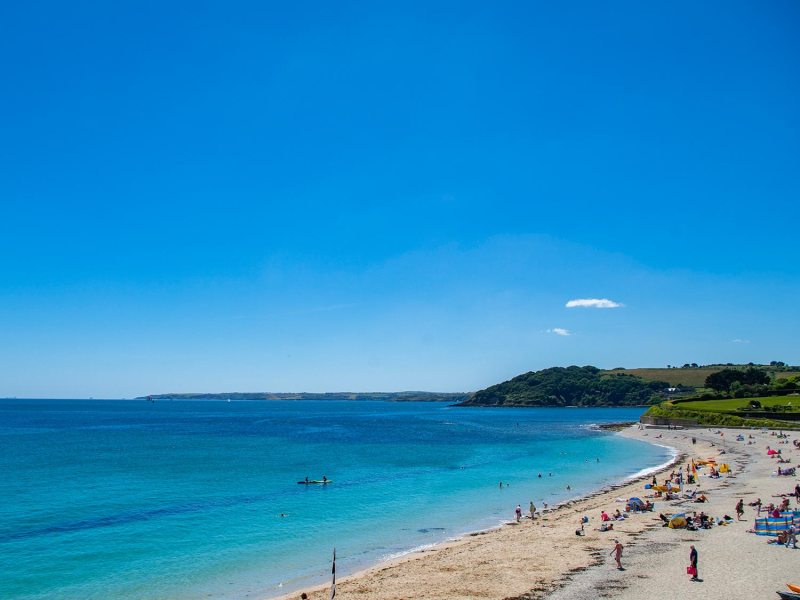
139, 391, 471, 403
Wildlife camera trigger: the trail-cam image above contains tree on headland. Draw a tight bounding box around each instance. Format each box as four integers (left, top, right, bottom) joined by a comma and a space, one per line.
460, 366, 669, 407
705, 367, 770, 392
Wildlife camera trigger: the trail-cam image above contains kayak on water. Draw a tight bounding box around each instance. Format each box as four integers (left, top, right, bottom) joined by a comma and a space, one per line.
297, 480, 332, 485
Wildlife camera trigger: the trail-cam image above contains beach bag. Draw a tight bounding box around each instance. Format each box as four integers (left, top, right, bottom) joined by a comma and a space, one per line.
686, 566, 697, 576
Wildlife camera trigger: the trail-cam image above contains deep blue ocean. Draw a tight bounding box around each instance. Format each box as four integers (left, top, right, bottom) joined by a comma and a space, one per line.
0, 400, 671, 599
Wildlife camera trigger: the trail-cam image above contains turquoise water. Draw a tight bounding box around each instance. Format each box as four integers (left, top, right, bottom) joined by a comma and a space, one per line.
0, 400, 670, 599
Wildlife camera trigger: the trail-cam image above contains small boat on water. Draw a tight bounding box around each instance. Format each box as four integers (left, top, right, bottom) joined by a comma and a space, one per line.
297, 479, 332, 485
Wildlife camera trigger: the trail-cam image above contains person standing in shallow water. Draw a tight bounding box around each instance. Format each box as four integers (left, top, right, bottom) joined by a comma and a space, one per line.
529, 501, 536, 520
689, 545, 699, 581
610, 540, 623, 570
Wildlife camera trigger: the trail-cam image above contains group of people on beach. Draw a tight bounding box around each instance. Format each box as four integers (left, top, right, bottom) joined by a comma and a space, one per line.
509, 427, 794, 591
517, 427, 795, 596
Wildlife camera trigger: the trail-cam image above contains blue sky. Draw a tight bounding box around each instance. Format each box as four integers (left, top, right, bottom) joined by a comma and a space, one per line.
1, 1, 798, 397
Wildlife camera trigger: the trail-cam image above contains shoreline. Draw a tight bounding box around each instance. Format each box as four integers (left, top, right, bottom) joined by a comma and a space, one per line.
273, 427, 685, 600
275, 425, 800, 600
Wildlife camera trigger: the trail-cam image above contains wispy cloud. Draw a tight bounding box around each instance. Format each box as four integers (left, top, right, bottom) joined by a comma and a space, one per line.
565, 298, 624, 309
731, 338, 750, 344
547, 328, 571, 336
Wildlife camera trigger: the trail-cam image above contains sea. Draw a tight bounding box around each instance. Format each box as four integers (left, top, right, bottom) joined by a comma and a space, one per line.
0, 399, 673, 600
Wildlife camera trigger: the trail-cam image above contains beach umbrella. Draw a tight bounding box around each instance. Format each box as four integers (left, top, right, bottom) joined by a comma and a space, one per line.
668, 514, 687, 529
628, 497, 645, 511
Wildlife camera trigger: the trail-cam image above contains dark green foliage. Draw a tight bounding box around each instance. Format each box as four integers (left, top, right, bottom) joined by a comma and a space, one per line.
461, 366, 668, 407
774, 376, 800, 390
704, 367, 771, 391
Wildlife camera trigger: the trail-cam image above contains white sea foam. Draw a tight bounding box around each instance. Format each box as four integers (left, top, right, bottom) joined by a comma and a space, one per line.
625, 443, 679, 480
381, 543, 439, 562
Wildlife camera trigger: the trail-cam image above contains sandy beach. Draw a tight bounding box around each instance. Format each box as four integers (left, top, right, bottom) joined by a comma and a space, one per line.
279, 425, 799, 600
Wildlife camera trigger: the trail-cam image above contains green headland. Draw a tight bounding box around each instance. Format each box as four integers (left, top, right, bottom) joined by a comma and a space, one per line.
144, 362, 800, 428
459, 362, 800, 428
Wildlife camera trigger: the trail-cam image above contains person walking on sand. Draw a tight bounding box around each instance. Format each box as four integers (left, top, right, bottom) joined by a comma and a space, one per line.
515, 504, 522, 522
529, 501, 536, 520
786, 524, 798, 549
689, 545, 699, 581
610, 540, 623, 570
735, 499, 744, 520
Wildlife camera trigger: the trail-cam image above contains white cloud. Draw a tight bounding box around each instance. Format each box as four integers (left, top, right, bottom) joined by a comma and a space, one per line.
731, 338, 751, 344
565, 298, 624, 309
547, 328, 571, 336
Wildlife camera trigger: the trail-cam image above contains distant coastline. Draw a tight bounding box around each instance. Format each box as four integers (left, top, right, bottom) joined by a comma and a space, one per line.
138, 362, 800, 410
137, 391, 472, 403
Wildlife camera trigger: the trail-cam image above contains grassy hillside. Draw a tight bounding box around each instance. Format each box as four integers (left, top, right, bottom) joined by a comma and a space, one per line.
644, 402, 800, 429
677, 397, 800, 413
605, 366, 800, 388
643, 394, 800, 429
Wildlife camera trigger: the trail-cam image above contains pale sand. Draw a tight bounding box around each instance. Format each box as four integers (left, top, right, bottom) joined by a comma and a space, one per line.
276, 426, 799, 600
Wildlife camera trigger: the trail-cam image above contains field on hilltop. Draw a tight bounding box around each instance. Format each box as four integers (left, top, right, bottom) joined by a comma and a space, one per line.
604, 368, 722, 387
605, 367, 800, 388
